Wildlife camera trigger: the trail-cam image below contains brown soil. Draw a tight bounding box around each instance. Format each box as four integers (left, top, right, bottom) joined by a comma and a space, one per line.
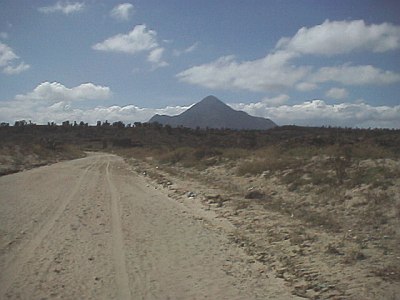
126, 154, 400, 300
0, 153, 299, 299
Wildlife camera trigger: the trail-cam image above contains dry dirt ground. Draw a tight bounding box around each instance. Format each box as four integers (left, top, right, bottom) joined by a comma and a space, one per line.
126, 155, 400, 300
0, 153, 300, 300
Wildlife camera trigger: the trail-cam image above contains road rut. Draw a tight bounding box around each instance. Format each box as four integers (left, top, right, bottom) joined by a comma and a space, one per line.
0, 153, 299, 299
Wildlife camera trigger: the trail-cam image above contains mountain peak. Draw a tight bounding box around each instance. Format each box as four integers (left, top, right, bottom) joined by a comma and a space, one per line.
199, 95, 222, 104
188, 95, 233, 113
149, 96, 277, 130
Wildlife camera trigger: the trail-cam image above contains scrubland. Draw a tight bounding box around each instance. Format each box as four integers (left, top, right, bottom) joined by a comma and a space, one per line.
1, 123, 399, 299
117, 126, 400, 299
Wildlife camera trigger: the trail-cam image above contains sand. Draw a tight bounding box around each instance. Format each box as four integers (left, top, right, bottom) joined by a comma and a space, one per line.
0, 153, 298, 299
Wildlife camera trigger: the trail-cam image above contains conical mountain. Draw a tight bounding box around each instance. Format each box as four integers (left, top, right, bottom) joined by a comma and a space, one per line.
149, 95, 276, 130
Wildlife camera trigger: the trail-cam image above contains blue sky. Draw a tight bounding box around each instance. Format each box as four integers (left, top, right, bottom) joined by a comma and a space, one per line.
1, 0, 399, 127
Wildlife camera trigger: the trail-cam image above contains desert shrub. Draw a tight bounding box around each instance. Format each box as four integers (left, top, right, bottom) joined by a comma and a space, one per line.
157, 147, 191, 164
280, 169, 308, 191
396, 202, 400, 219
297, 208, 342, 232
289, 226, 315, 245
372, 265, 400, 282
193, 147, 222, 160
59, 144, 85, 159
325, 243, 344, 256
343, 245, 367, 264
365, 190, 392, 206
361, 193, 391, 226
233, 200, 251, 211
328, 146, 353, 185
237, 159, 271, 176
348, 166, 394, 189
236, 149, 281, 176
154, 146, 223, 168
220, 148, 248, 160
27, 143, 54, 159
283, 145, 321, 159
351, 144, 396, 160
309, 170, 336, 186
245, 189, 265, 199
111, 138, 133, 147
236, 147, 304, 176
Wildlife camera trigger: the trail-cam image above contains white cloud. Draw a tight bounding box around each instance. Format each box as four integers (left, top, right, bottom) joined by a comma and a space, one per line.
93, 25, 159, 55
260, 94, 290, 106
177, 19, 400, 93
173, 42, 199, 56
325, 87, 348, 100
230, 100, 400, 128
177, 50, 400, 93
110, 3, 134, 21
1, 82, 112, 124
311, 64, 400, 85
276, 19, 400, 55
148, 48, 163, 63
147, 47, 168, 68
1, 91, 399, 128
0, 42, 18, 67
0, 42, 30, 75
15, 82, 111, 103
0, 99, 190, 125
230, 95, 289, 115
38, 1, 85, 15
3, 62, 30, 75
177, 51, 309, 92
295, 82, 317, 92
93, 25, 169, 68
78, 104, 189, 124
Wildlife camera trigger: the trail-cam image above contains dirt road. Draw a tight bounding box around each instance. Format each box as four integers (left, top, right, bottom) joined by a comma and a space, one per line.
0, 153, 298, 299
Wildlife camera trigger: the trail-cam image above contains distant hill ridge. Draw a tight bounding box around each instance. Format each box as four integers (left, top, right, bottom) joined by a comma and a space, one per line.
149, 95, 276, 130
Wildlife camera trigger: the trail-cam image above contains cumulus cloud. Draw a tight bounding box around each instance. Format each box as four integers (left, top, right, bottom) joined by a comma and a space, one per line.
15, 82, 111, 103
295, 82, 317, 92
311, 64, 400, 85
93, 25, 169, 68
276, 19, 400, 55
77, 104, 189, 124
230, 100, 400, 128
0, 82, 190, 125
93, 25, 159, 54
110, 3, 134, 21
325, 87, 349, 100
173, 42, 199, 56
177, 19, 400, 93
0, 42, 18, 67
147, 47, 168, 68
260, 94, 290, 106
2, 87, 398, 128
38, 1, 85, 15
0, 42, 30, 75
0, 98, 190, 125
3, 62, 30, 75
93, 24, 170, 69
177, 51, 309, 92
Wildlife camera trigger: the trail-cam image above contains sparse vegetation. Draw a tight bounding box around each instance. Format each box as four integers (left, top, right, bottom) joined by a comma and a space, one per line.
1, 122, 399, 299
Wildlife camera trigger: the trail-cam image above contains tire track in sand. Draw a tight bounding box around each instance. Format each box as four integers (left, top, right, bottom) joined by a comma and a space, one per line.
0, 157, 98, 296
106, 160, 132, 300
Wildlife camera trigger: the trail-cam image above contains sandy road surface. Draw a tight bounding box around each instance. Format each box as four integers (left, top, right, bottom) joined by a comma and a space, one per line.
0, 153, 299, 299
